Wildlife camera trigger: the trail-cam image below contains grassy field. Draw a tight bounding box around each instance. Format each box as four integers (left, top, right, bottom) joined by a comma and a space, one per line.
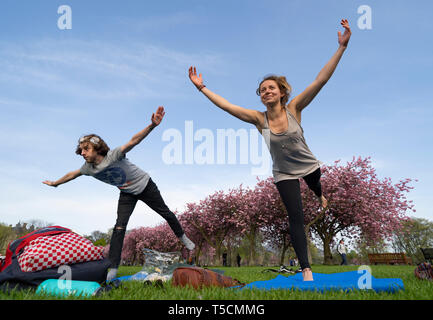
1, 264, 433, 300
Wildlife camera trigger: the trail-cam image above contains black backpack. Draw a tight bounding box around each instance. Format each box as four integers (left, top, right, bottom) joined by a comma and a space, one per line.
0, 226, 111, 291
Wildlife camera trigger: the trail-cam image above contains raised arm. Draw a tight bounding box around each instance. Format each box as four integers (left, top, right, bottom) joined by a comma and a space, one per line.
120, 106, 165, 154
188, 66, 262, 127
42, 169, 82, 187
289, 19, 352, 115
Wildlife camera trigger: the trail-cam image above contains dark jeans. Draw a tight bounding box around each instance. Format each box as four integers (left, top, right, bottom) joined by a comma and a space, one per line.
340, 253, 348, 265
275, 168, 323, 270
108, 178, 184, 268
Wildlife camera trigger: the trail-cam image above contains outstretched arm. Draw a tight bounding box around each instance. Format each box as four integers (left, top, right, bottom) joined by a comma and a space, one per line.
120, 106, 165, 154
42, 169, 82, 187
289, 19, 352, 115
188, 67, 262, 127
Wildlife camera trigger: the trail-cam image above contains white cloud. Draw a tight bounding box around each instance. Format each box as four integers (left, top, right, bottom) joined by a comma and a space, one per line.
0, 39, 226, 101
116, 11, 203, 31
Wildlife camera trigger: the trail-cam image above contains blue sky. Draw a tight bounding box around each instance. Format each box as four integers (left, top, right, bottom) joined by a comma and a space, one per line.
0, 0, 432, 236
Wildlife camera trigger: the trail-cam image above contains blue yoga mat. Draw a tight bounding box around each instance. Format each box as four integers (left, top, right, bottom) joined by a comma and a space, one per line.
111, 271, 149, 282
241, 270, 404, 293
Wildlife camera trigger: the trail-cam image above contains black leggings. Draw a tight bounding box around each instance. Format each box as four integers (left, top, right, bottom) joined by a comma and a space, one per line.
108, 178, 185, 268
275, 168, 323, 270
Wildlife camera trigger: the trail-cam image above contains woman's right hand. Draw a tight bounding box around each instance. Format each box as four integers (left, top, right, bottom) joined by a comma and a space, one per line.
188, 66, 261, 127
188, 66, 204, 89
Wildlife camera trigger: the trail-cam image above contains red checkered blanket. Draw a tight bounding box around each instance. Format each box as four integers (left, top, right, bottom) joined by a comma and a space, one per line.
18, 232, 104, 272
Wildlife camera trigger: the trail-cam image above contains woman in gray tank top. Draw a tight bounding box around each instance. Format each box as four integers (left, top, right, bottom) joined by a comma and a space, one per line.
188, 19, 351, 281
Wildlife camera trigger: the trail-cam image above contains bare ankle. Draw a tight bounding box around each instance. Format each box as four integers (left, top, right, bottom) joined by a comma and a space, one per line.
302, 268, 313, 281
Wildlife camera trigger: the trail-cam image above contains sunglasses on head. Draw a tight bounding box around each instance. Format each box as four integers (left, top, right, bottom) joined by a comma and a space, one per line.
79, 136, 100, 145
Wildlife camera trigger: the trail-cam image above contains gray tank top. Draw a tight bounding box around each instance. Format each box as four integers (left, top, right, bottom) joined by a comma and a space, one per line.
262, 108, 321, 182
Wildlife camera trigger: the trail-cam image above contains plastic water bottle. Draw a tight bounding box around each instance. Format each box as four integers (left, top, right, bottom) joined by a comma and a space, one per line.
36, 279, 102, 297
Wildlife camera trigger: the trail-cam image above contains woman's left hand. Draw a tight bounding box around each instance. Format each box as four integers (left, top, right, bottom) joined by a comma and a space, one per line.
338, 19, 351, 48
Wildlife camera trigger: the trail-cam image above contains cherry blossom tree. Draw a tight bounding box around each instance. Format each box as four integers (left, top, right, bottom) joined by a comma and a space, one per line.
182, 189, 244, 265
118, 156, 415, 267
302, 157, 415, 264
224, 185, 267, 265
121, 222, 182, 265
252, 177, 292, 265
178, 206, 209, 265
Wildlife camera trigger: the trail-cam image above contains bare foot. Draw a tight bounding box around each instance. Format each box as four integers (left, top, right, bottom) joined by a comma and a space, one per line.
320, 195, 328, 209
302, 268, 314, 281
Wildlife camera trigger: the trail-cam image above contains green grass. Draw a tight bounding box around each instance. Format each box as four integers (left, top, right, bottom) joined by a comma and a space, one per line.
1, 265, 433, 300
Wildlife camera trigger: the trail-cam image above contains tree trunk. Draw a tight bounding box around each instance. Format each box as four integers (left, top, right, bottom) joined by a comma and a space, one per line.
215, 246, 221, 266
304, 208, 326, 266
195, 239, 204, 266
249, 236, 255, 266
305, 231, 313, 266
227, 240, 232, 267
247, 228, 257, 266
323, 237, 333, 265
279, 238, 289, 265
